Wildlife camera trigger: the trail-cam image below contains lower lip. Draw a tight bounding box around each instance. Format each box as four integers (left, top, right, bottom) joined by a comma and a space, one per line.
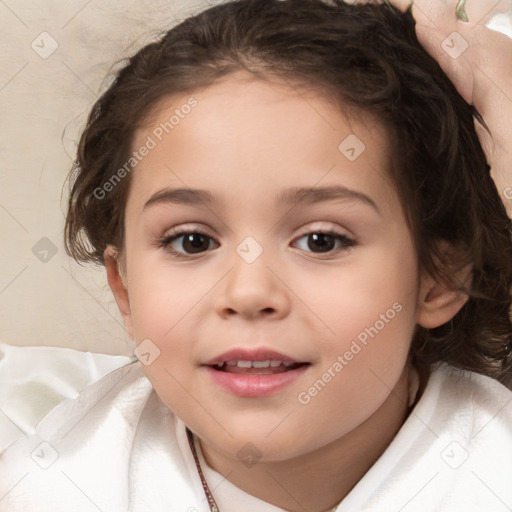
204, 365, 309, 398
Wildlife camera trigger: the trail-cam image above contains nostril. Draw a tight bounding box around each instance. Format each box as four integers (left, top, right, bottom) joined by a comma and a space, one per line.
220, 306, 278, 317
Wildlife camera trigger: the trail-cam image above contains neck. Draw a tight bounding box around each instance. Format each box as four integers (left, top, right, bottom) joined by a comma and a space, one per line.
199, 365, 415, 512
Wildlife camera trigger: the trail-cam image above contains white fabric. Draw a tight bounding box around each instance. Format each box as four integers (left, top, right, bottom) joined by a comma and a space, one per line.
0, 361, 511, 512
0, 342, 134, 454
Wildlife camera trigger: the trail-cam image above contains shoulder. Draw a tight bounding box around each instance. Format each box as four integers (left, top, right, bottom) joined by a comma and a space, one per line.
0, 362, 204, 511
427, 363, 512, 429
0, 363, 159, 511
410, 363, 512, 464
340, 364, 512, 511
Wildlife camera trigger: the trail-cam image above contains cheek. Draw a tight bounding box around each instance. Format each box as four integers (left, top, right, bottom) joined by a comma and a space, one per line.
124, 253, 223, 396
124, 259, 208, 416
291, 240, 418, 419
126, 253, 218, 341
298, 238, 418, 351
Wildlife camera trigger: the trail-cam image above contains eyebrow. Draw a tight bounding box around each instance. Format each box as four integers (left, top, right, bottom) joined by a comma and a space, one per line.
143, 188, 218, 210
143, 185, 380, 215
276, 185, 380, 215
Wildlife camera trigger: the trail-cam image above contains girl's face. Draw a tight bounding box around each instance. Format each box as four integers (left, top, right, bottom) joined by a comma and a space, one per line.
114, 72, 422, 462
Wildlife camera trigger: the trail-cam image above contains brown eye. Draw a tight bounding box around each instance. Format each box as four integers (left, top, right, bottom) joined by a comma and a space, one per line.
293, 231, 355, 254
181, 233, 212, 253
307, 233, 336, 253
161, 232, 218, 255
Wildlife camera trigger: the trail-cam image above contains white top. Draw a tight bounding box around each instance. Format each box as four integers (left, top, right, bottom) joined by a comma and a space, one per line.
1, 361, 511, 512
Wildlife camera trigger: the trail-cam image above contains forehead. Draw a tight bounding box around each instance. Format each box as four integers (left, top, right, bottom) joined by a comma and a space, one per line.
127, 72, 396, 216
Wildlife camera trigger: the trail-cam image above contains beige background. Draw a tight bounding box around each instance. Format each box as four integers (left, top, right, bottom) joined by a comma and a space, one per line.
0, 0, 511, 357
0, 0, 225, 356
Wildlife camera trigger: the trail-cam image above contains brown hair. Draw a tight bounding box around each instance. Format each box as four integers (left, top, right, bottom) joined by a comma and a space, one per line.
64, 0, 512, 386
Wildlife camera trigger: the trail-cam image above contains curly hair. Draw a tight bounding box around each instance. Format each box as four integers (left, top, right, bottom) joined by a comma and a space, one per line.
64, 0, 512, 386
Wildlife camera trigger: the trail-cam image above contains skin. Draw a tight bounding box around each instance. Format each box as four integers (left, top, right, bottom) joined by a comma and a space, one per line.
105, 71, 467, 511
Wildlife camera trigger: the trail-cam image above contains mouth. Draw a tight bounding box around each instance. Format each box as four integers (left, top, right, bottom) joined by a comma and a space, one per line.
202, 348, 311, 396
204, 359, 310, 398
203, 348, 310, 375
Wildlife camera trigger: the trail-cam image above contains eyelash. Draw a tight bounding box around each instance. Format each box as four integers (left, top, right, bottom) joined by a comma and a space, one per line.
158, 228, 356, 259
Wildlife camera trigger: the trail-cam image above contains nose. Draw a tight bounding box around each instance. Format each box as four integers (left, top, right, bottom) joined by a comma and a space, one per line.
214, 253, 291, 321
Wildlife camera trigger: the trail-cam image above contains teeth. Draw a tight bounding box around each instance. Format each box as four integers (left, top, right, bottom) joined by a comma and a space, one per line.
252, 360, 271, 368
217, 360, 295, 368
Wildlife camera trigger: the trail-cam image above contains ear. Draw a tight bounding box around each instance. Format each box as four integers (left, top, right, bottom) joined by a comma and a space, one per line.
104, 245, 134, 339
416, 254, 472, 329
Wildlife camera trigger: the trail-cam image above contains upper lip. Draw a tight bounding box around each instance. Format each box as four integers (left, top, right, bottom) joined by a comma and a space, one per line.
203, 348, 302, 366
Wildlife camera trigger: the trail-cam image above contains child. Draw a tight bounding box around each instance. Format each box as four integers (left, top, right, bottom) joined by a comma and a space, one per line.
1, 0, 512, 510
